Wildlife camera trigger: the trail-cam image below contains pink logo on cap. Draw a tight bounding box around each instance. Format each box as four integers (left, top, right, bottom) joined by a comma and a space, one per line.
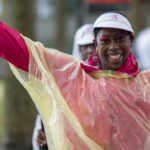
84, 26, 92, 35
112, 14, 118, 20
87, 26, 92, 32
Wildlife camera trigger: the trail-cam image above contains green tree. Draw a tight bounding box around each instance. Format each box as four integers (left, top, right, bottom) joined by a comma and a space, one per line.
129, 0, 150, 36
55, 0, 67, 52
1, 0, 37, 150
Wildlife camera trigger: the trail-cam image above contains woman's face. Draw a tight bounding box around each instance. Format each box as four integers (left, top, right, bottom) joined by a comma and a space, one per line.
94, 28, 133, 70
80, 43, 95, 61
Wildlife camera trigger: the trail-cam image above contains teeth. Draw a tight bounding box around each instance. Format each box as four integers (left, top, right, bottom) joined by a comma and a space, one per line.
109, 54, 121, 59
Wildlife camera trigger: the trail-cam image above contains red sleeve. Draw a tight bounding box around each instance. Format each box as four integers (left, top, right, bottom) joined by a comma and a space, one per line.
0, 21, 29, 72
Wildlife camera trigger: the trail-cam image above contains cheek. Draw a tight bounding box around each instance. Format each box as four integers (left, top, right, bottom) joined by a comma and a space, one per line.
98, 50, 104, 61
91, 47, 96, 52
122, 43, 131, 54
80, 49, 86, 55
126, 44, 131, 53
97, 45, 105, 56
123, 45, 131, 60
128, 44, 132, 51
126, 40, 132, 52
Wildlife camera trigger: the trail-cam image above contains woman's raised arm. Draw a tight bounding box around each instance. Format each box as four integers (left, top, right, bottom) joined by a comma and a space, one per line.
0, 21, 29, 72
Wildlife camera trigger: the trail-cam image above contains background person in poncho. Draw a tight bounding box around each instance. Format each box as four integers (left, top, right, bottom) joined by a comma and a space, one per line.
0, 12, 150, 150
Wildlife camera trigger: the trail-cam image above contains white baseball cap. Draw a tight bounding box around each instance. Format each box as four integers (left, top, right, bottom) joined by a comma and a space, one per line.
72, 24, 94, 59
93, 12, 134, 35
77, 24, 94, 45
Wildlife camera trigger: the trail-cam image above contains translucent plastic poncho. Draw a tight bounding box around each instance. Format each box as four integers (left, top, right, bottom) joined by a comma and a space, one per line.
10, 36, 150, 150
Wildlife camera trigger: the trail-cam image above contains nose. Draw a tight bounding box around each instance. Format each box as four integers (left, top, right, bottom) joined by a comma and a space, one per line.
109, 41, 119, 50
87, 46, 95, 54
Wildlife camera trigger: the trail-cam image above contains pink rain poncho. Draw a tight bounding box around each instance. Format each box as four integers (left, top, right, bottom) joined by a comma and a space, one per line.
0, 21, 150, 150
9, 36, 150, 150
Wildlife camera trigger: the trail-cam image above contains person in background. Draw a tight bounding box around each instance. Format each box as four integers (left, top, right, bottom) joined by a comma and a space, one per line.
32, 23, 95, 150
72, 24, 95, 61
134, 27, 150, 70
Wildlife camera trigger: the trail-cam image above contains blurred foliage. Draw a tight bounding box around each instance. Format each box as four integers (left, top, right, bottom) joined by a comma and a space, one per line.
66, 0, 78, 12
0, 81, 4, 141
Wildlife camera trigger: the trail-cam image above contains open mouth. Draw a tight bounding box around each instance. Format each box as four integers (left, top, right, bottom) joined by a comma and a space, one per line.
109, 54, 122, 59
107, 53, 123, 63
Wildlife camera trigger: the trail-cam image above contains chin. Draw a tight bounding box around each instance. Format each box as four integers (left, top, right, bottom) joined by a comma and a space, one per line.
102, 63, 123, 70
110, 65, 123, 70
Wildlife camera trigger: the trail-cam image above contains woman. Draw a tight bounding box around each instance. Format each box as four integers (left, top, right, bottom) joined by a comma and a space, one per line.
0, 12, 150, 150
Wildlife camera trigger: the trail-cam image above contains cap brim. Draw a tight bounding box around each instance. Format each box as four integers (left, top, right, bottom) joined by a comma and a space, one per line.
95, 20, 134, 34
77, 35, 94, 45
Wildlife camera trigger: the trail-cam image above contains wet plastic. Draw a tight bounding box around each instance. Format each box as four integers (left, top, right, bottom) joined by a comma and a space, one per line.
10, 36, 150, 150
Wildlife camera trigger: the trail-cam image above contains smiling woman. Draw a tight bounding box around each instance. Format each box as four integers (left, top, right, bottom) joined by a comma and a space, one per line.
94, 28, 132, 70
81, 12, 138, 76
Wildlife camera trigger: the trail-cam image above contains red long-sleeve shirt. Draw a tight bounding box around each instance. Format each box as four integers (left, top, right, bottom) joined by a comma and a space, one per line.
0, 21, 29, 72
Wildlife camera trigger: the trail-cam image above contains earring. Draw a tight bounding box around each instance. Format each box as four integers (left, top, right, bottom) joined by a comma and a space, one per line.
92, 50, 100, 62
